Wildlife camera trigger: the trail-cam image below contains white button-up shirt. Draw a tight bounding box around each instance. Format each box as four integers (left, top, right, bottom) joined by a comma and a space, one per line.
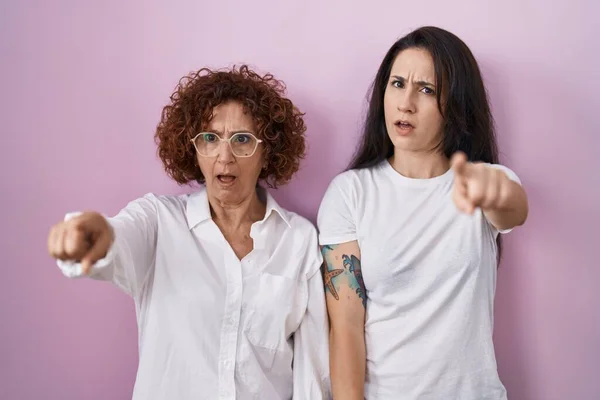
57, 188, 331, 400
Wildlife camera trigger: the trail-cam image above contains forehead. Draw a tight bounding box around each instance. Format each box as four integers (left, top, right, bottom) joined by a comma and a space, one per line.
207, 101, 255, 131
390, 48, 435, 81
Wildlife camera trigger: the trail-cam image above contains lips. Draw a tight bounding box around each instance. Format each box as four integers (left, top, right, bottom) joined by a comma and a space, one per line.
216, 174, 237, 184
395, 119, 414, 129
394, 119, 415, 135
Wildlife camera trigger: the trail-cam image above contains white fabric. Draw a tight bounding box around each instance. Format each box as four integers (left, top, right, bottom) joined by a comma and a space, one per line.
317, 160, 521, 400
57, 188, 331, 400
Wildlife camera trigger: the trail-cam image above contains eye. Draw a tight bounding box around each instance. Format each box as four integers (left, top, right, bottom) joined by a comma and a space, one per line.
202, 133, 219, 143
391, 80, 404, 89
232, 134, 251, 143
420, 86, 436, 95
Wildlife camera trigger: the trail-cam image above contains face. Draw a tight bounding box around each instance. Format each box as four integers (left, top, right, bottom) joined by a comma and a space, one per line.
383, 47, 445, 153
196, 101, 264, 205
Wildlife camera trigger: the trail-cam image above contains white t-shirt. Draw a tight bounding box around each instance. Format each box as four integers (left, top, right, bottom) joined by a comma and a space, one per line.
317, 160, 521, 400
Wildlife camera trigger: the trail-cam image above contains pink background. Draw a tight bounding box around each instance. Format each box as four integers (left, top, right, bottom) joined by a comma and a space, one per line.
1, 1, 598, 399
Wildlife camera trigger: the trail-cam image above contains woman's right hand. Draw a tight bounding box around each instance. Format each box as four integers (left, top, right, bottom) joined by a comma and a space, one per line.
47, 212, 114, 274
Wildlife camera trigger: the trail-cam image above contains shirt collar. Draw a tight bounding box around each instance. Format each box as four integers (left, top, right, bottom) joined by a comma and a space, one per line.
186, 186, 291, 230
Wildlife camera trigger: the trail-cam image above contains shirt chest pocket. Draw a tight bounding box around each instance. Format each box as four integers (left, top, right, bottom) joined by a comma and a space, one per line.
242, 273, 307, 351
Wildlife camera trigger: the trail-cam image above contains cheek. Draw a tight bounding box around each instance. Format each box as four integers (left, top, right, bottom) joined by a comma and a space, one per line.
423, 103, 444, 130
239, 157, 263, 179
196, 157, 213, 178
383, 92, 395, 124
254, 148, 267, 172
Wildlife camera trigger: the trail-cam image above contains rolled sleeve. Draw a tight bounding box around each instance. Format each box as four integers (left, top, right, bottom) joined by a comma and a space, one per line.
317, 172, 358, 246
55, 194, 158, 297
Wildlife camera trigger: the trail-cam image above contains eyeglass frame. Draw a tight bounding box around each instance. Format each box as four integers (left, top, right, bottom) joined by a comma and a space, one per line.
190, 131, 264, 158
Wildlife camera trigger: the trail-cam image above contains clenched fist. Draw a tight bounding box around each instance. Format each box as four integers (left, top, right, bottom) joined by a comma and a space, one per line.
47, 212, 114, 274
450, 152, 513, 215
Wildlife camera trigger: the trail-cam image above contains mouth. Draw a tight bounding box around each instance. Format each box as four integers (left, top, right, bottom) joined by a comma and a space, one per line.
216, 174, 237, 185
394, 119, 415, 135
395, 120, 414, 129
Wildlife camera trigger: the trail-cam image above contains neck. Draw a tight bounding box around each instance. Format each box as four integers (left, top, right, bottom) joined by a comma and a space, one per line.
209, 190, 266, 230
389, 149, 449, 179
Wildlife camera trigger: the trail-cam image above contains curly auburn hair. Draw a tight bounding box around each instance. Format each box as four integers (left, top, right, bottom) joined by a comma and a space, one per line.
154, 65, 307, 188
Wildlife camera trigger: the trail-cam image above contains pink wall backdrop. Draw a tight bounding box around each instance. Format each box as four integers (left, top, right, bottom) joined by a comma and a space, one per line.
1, 0, 598, 399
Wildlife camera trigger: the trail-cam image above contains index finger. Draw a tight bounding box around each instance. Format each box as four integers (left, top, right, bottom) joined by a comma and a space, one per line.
450, 151, 468, 176
80, 230, 111, 275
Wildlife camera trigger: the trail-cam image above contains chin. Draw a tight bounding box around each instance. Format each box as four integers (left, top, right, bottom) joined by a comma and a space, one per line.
209, 181, 254, 202
389, 135, 414, 148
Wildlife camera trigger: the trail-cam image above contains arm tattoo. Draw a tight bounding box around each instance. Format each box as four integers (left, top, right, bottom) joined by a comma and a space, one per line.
321, 245, 367, 309
322, 245, 344, 300
343, 254, 367, 309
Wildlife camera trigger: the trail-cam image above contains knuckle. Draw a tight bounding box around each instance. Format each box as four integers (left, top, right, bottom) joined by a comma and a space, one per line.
471, 187, 484, 202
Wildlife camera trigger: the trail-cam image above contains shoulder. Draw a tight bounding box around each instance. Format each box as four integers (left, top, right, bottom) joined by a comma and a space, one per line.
326, 166, 376, 188
123, 192, 200, 221
330, 162, 388, 189
116, 192, 161, 213
153, 192, 190, 207
132, 192, 189, 211
320, 168, 364, 202
281, 209, 319, 240
319, 164, 385, 208
329, 168, 358, 185
276, 209, 323, 279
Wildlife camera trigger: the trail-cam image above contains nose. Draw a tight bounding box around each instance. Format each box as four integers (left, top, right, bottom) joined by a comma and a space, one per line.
397, 90, 416, 114
216, 140, 235, 164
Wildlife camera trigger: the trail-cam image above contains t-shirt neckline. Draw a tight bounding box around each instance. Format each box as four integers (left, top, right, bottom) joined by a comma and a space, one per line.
382, 158, 454, 187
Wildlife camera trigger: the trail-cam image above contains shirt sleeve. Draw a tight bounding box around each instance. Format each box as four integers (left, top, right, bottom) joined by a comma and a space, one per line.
56, 193, 158, 297
292, 228, 332, 399
317, 172, 358, 246
486, 164, 523, 235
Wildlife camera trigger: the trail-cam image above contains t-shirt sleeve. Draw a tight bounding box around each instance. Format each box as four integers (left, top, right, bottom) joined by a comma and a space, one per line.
316, 172, 358, 245
486, 164, 523, 235
488, 164, 521, 185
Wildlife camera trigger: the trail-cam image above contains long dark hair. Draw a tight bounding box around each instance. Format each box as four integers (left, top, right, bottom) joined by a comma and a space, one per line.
349, 26, 504, 261
349, 26, 499, 169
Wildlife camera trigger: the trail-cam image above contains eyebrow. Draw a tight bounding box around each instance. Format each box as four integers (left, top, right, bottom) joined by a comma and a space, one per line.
205, 129, 253, 135
391, 75, 435, 87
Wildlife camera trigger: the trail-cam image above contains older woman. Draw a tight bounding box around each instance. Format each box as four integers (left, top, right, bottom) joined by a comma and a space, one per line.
47, 65, 330, 400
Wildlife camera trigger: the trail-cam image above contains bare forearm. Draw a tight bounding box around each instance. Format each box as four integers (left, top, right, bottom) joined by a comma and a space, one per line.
321, 242, 367, 399
330, 327, 365, 399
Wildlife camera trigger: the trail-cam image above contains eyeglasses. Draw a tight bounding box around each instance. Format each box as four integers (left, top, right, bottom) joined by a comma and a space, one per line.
191, 132, 263, 158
